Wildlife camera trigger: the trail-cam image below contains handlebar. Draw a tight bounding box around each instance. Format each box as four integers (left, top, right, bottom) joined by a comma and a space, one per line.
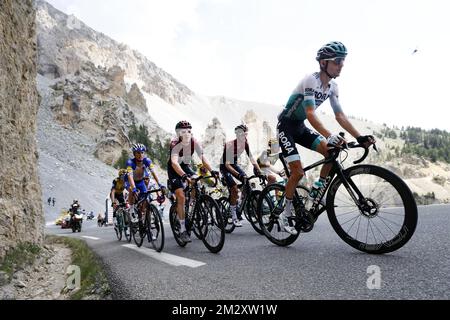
237, 174, 267, 189
183, 175, 219, 192
329, 132, 378, 164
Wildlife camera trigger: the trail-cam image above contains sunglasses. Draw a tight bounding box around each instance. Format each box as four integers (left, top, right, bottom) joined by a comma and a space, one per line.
324, 57, 345, 65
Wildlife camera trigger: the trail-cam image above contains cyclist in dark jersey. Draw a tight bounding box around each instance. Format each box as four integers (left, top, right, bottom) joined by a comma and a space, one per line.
277, 41, 375, 235
110, 169, 127, 210
167, 120, 219, 243
220, 124, 262, 227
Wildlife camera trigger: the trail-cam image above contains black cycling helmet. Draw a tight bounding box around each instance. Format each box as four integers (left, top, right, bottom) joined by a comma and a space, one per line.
316, 41, 348, 61
175, 120, 192, 131
234, 124, 248, 133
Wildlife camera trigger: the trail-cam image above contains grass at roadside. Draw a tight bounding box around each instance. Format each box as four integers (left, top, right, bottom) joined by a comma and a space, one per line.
45, 235, 111, 300
0, 243, 42, 279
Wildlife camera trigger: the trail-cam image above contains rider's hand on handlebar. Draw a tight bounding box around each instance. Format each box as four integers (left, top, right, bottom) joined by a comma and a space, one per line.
210, 170, 220, 179
357, 135, 376, 148
237, 173, 247, 183
253, 167, 262, 177
327, 134, 346, 147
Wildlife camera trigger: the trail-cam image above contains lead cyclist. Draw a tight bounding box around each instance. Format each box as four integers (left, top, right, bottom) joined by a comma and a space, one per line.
277, 41, 376, 235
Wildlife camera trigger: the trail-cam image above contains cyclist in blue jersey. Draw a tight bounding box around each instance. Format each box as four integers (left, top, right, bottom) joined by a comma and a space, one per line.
126, 143, 164, 222
277, 41, 375, 235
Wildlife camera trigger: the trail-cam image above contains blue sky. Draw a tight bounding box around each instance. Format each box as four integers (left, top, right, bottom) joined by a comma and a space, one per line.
46, 0, 450, 131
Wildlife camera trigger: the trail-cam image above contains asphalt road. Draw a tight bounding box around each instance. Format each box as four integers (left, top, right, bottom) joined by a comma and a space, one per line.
47, 204, 450, 300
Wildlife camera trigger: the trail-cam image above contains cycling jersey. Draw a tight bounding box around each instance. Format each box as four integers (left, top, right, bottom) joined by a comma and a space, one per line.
111, 177, 126, 194
221, 139, 251, 165
220, 139, 252, 188
167, 138, 203, 192
126, 157, 154, 182
278, 72, 343, 122
168, 138, 203, 167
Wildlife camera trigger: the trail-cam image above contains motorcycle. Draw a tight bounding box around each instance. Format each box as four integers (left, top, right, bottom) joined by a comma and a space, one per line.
70, 205, 83, 232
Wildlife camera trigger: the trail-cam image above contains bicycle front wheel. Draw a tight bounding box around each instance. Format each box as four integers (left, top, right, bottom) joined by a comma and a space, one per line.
327, 164, 418, 254
132, 211, 145, 248
217, 197, 235, 234
257, 183, 300, 247
146, 204, 165, 252
169, 203, 187, 247
195, 195, 225, 253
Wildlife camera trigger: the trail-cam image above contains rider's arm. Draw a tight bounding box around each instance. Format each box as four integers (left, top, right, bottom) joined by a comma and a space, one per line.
225, 162, 241, 178
200, 155, 213, 173
150, 170, 161, 186
127, 172, 136, 191
335, 112, 361, 139
194, 140, 213, 173
329, 86, 361, 139
171, 153, 187, 177
245, 142, 261, 171
126, 160, 137, 191
147, 160, 162, 186
306, 107, 332, 139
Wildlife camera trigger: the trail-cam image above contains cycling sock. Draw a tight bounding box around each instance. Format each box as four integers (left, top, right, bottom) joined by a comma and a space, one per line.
230, 205, 237, 220
284, 198, 293, 216
130, 204, 135, 216
179, 219, 186, 232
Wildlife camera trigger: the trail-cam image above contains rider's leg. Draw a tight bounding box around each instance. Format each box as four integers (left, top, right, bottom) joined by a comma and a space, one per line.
284, 160, 305, 216
315, 141, 332, 179
230, 185, 240, 222
174, 188, 186, 232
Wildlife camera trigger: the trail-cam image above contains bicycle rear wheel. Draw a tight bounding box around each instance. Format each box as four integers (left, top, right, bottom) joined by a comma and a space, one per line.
217, 197, 235, 234
169, 203, 187, 247
114, 210, 123, 241
123, 210, 132, 243
327, 164, 418, 254
257, 183, 300, 247
146, 204, 165, 252
195, 195, 225, 253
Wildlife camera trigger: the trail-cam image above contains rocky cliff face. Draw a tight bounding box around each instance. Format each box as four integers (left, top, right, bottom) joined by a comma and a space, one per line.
0, 0, 43, 259
35, 0, 193, 105
35, 1, 172, 165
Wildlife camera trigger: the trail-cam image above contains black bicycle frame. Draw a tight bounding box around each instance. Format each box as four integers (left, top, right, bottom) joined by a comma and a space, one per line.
279, 149, 365, 220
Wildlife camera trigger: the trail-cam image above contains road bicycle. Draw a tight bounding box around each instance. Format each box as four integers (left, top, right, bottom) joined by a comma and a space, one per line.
218, 175, 267, 235
169, 175, 225, 253
257, 136, 418, 254
130, 188, 165, 252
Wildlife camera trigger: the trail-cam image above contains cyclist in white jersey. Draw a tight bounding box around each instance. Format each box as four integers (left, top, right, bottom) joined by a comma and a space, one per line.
277, 41, 376, 235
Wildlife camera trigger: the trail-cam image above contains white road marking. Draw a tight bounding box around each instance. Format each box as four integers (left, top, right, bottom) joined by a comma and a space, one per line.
82, 236, 100, 240
122, 244, 206, 268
